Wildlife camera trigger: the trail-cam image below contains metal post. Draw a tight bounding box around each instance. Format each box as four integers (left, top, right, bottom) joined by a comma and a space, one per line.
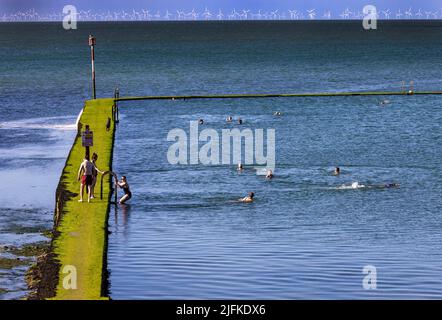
115, 87, 120, 123
84, 124, 91, 159
89, 35, 97, 99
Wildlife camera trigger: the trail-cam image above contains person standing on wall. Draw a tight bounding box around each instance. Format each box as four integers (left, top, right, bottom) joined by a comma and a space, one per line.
77, 154, 95, 203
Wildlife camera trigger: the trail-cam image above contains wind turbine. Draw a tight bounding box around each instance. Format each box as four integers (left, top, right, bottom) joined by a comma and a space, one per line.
141, 9, 150, 20
354, 10, 364, 19
251, 10, 262, 20
232, 8, 240, 19
164, 10, 172, 20
132, 9, 140, 20
270, 10, 279, 19
216, 9, 224, 20
242, 9, 250, 20
190, 9, 198, 20
415, 9, 423, 18
340, 8, 351, 19
405, 8, 413, 19
396, 9, 403, 19
288, 10, 296, 19
202, 7, 212, 20
177, 10, 184, 20
307, 9, 316, 20
424, 11, 432, 19
323, 11, 331, 19
382, 9, 391, 19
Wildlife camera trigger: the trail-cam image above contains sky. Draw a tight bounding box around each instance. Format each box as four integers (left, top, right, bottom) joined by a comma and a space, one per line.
1, 0, 441, 15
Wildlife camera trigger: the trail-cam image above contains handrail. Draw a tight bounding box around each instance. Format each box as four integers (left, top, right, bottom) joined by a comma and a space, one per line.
101, 170, 118, 203
113, 90, 442, 102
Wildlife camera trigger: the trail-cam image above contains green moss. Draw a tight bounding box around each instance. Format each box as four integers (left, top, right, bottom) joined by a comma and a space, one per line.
50, 98, 115, 300
6, 242, 49, 257
42, 230, 53, 239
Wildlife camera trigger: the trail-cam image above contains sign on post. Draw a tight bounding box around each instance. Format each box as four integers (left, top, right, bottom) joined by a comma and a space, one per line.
82, 128, 94, 147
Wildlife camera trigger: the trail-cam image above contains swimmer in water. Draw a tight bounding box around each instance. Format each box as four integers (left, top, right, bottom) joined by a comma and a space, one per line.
266, 169, 274, 179
382, 183, 400, 188
237, 163, 244, 171
238, 118, 243, 125
273, 111, 282, 116
239, 192, 254, 203
227, 116, 233, 123
198, 118, 204, 125
333, 167, 340, 176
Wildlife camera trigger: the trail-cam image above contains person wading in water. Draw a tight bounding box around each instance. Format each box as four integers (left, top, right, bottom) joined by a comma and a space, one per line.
116, 176, 132, 204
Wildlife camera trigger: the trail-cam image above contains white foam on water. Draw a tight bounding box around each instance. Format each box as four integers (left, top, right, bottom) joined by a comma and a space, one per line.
0, 115, 77, 131
336, 181, 366, 190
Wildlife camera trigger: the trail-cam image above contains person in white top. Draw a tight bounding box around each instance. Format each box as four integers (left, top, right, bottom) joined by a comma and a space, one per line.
77, 155, 95, 203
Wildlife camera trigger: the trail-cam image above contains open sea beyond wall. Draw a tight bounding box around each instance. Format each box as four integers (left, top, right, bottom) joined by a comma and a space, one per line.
1, 21, 442, 299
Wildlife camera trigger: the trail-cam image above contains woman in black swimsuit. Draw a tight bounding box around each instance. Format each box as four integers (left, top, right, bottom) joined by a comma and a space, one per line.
116, 176, 132, 204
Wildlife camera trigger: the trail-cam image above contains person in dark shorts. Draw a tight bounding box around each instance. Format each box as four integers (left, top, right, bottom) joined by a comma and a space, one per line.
116, 176, 132, 204
77, 155, 95, 203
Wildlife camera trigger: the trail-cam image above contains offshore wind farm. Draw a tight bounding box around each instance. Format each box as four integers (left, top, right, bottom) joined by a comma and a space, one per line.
2, 7, 442, 21
1, 0, 442, 302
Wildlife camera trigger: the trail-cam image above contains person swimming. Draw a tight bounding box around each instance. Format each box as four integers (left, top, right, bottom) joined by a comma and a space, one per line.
333, 167, 340, 175
266, 169, 274, 179
237, 162, 244, 171
239, 192, 254, 203
273, 111, 282, 116
237, 118, 243, 125
382, 183, 400, 188
227, 116, 233, 123
198, 118, 204, 125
